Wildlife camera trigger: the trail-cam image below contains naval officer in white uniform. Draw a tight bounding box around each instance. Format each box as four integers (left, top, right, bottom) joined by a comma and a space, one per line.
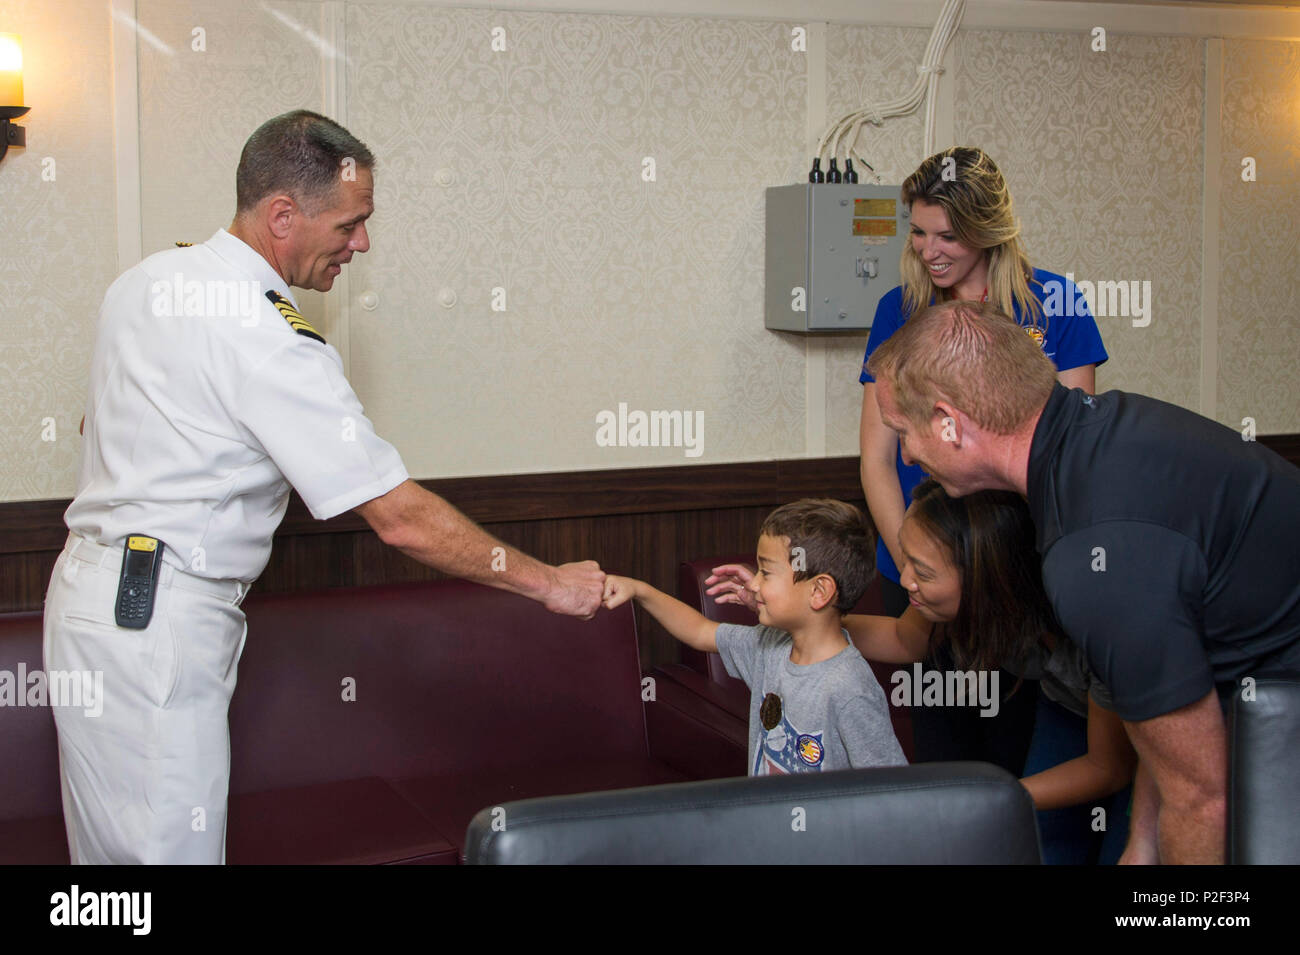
44, 110, 605, 864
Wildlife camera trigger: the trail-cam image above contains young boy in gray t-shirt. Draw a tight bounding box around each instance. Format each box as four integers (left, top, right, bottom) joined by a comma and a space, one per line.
602, 499, 905, 775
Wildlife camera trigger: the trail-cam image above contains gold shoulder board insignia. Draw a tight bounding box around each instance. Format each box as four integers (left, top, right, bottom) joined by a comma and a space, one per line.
265, 290, 325, 344
175, 241, 193, 247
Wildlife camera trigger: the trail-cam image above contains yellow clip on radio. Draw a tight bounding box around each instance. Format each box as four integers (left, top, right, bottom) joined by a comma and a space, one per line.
115, 535, 165, 629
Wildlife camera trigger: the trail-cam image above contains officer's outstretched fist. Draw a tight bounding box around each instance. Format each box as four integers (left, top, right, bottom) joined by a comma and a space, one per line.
544, 560, 606, 619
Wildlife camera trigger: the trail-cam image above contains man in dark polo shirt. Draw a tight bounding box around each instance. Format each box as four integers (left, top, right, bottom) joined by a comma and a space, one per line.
866, 299, 1300, 865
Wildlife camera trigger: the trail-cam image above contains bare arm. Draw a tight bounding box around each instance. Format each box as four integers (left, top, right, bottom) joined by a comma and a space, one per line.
1121, 690, 1228, 864
1057, 364, 1095, 394
844, 607, 931, 664
859, 382, 906, 572
603, 575, 718, 653
1021, 694, 1138, 811
355, 479, 604, 617
1120, 759, 1161, 865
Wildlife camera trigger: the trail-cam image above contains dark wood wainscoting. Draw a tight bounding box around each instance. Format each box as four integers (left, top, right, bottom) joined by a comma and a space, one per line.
5, 435, 1298, 671
0, 457, 867, 670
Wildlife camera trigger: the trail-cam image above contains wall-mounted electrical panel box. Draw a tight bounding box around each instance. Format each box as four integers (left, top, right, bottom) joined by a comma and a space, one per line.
764, 183, 907, 332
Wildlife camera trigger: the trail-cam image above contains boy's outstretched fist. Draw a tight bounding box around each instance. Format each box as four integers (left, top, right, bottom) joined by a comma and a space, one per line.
600, 575, 718, 653
602, 574, 642, 610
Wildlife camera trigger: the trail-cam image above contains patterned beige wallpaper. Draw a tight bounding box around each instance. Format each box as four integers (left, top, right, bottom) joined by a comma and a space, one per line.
0, 0, 118, 502
1219, 38, 1300, 436
1, 2, 1297, 503
344, 4, 808, 477
952, 29, 1205, 412
136, 0, 330, 319
822, 23, 932, 457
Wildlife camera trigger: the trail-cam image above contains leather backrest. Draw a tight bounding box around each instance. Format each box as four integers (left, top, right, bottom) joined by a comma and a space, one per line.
466, 761, 1041, 864
0, 613, 62, 820
229, 579, 643, 794
1228, 673, 1300, 864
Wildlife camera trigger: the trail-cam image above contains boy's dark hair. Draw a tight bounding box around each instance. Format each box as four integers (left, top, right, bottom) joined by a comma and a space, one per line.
758, 498, 876, 613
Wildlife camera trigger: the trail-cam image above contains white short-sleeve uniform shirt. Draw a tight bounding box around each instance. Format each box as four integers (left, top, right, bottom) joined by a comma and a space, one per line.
65, 228, 409, 582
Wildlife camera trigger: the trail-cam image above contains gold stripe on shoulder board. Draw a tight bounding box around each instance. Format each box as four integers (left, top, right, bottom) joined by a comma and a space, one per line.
264, 289, 326, 344
175, 241, 193, 247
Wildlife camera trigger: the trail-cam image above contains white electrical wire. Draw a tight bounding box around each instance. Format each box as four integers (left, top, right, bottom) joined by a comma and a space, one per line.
817, 0, 966, 180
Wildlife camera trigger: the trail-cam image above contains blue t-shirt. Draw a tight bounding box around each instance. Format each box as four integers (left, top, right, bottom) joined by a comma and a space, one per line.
858, 268, 1109, 582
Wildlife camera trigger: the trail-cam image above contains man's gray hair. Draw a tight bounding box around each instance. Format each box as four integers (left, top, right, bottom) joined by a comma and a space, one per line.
235, 110, 374, 216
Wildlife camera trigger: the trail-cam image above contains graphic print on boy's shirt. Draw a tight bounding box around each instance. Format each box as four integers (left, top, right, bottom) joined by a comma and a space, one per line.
754, 707, 826, 776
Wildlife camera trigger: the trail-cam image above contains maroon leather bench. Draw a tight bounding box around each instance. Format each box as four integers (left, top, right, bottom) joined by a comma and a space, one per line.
0, 579, 745, 864
0, 612, 67, 864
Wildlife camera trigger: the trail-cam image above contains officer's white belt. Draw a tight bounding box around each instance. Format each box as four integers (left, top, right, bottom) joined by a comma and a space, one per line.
64, 533, 249, 605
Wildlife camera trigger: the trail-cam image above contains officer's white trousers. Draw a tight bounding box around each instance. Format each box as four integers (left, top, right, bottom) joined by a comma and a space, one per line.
42, 535, 249, 864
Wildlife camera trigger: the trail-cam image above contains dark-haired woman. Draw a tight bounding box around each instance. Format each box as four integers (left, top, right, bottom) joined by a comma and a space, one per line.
848, 481, 1135, 864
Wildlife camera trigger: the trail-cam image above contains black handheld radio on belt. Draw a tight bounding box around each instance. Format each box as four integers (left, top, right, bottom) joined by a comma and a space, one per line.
115, 535, 165, 629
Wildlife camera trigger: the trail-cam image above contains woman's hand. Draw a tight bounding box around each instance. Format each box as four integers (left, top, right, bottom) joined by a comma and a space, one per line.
704, 564, 758, 613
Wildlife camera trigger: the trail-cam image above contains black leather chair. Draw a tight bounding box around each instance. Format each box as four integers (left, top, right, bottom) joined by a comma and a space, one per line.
465, 762, 1042, 864
1228, 673, 1300, 864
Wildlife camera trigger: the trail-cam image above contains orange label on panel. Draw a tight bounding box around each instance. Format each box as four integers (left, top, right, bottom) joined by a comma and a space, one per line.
853, 218, 896, 236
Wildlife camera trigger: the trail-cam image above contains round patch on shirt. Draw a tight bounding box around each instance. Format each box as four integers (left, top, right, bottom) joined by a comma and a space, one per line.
1024, 325, 1046, 348
796, 734, 824, 766
765, 725, 788, 752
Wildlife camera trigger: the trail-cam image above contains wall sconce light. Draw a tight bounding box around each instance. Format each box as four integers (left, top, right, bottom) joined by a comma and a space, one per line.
0, 33, 29, 164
